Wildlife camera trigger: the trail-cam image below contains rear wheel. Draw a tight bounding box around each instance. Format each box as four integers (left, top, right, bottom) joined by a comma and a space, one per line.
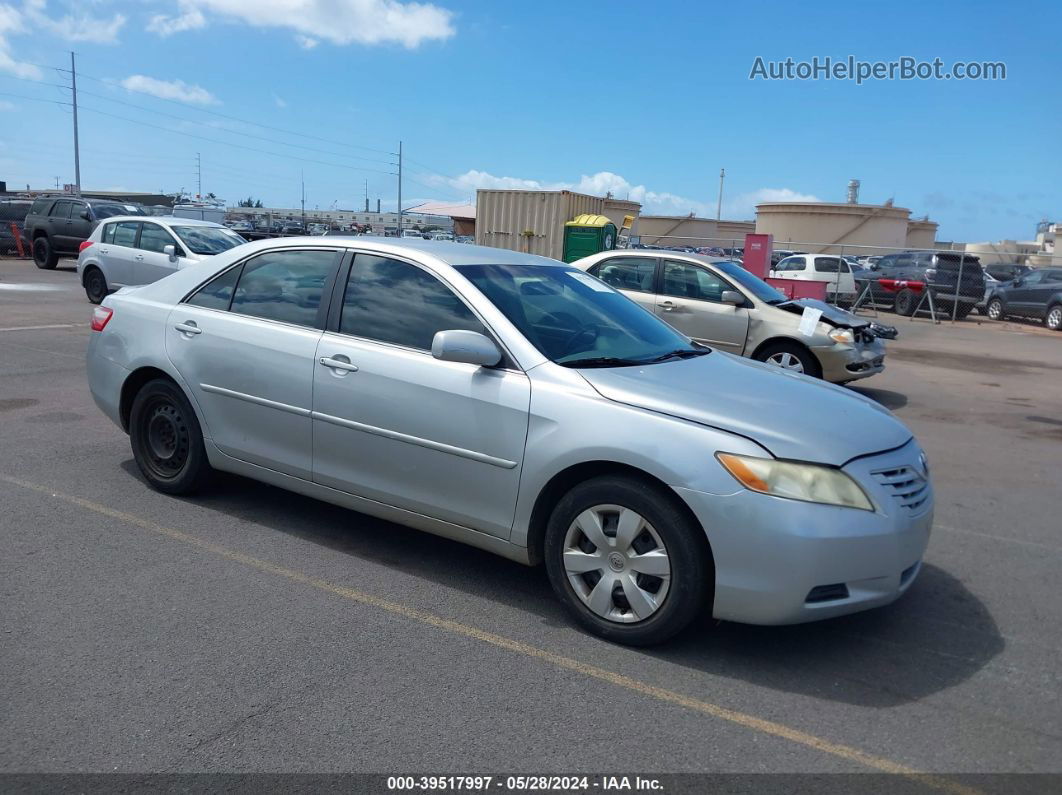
754, 341, 822, 379
32, 236, 58, 269
83, 266, 107, 304
544, 475, 712, 646
986, 298, 1004, 321
893, 288, 917, 316
1046, 304, 1062, 331
129, 378, 212, 495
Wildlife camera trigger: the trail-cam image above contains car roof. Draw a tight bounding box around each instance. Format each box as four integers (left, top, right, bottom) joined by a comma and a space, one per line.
98, 215, 225, 227
589, 249, 735, 267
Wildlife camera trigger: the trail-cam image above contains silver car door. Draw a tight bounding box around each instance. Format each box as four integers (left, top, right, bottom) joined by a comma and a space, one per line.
311, 253, 530, 539
134, 222, 182, 284
105, 220, 141, 286
656, 259, 750, 353
165, 248, 340, 479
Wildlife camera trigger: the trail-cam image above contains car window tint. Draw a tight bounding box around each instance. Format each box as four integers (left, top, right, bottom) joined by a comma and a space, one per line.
340, 254, 485, 350
591, 257, 656, 292
51, 201, 73, 219
662, 260, 729, 302
230, 249, 336, 327
186, 265, 244, 311
30, 198, 50, 215
815, 257, 840, 273
112, 221, 140, 248
138, 223, 176, 254
101, 223, 116, 244
1021, 271, 1043, 285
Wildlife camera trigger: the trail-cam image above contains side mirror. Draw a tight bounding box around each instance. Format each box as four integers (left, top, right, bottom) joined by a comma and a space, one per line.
721, 290, 744, 306
163, 244, 178, 262
431, 329, 501, 367
79, 209, 91, 220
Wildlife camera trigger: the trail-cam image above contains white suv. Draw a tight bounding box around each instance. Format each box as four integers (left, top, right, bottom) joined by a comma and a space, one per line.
76, 216, 246, 304
770, 254, 857, 303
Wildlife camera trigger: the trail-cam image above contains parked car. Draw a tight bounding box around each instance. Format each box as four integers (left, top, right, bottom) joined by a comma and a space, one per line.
431, 231, 455, 241
24, 196, 148, 269
0, 198, 32, 254
975, 272, 1001, 315
769, 254, 858, 303
985, 268, 1062, 330
401, 228, 427, 239
574, 250, 885, 382
455, 235, 475, 244
86, 238, 931, 645
76, 216, 246, 304
983, 262, 1031, 282
853, 251, 985, 319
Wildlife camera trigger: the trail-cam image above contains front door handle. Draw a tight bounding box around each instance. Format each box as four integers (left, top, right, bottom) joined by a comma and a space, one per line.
319, 356, 359, 373
659, 300, 676, 311
134, 254, 144, 261
175, 321, 202, 336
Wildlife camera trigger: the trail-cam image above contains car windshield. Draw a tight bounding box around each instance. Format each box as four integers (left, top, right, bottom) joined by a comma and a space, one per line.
93, 204, 147, 219
172, 226, 245, 255
455, 264, 705, 367
714, 260, 788, 304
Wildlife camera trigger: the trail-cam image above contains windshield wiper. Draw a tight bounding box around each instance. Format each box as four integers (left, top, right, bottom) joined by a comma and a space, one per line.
557, 356, 646, 368
645, 348, 711, 363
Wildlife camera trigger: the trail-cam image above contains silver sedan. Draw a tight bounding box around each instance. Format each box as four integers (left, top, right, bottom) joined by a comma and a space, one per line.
86, 238, 932, 645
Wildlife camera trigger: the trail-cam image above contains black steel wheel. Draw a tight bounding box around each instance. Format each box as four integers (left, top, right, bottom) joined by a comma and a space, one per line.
129, 378, 211, 494
33, 236, 58, 269
83, 267, 107, 304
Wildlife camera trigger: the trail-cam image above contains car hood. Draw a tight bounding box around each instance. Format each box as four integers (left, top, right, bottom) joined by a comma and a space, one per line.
779, 299, 870, 329
577, 352, 911, 465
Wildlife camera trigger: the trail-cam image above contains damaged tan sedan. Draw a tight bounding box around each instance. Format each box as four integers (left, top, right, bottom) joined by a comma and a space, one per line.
574, 251, 886, 383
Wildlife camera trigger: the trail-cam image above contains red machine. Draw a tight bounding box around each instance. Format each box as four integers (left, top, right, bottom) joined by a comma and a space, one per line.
742, 233, 772, 279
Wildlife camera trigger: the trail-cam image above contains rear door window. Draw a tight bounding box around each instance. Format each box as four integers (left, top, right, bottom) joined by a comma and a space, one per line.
588, 257, 658, 292
112, 221, 140, 248
50, 201, 74, 219
186, 265, 244, 311
814, 257, 840, 273
101, 223, 116, 244
229, 249, 338, 328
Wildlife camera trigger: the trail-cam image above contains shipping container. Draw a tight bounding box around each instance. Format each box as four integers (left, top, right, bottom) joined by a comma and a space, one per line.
475, 189, 607, 261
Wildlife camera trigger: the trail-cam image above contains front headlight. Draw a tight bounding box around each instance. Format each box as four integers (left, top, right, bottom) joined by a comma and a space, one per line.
716, 453, 874, 511
828, 328, 855, 344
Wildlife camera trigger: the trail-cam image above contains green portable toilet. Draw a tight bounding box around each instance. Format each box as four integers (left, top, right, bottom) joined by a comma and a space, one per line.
562, 214, 618, 263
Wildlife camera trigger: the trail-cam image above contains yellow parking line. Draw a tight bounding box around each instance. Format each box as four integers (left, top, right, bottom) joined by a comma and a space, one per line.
0, 472, 978, 795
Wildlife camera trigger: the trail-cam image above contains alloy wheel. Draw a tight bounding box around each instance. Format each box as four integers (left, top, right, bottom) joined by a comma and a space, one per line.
766, 351, 805, 372
987, 300, 1003, 320
1048, 307, 1062, 331
562, 504, 671, 623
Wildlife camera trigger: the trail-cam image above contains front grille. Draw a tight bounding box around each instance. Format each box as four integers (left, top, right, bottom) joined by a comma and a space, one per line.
871, 466, 929, 512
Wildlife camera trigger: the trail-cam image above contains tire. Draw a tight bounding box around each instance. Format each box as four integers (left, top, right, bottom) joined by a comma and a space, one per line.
32, 236, 58, 269
129, 378, 212, 495
83, 266, 107, 304
893, 288, 916, 316
954, 304, 972, 321
544, 475, 712, 646
986, 298, 1004, 321
754, 341, 822, 379
1046, 304, 1062, 332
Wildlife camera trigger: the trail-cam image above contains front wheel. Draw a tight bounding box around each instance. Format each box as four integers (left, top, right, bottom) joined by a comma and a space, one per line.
1046, 305, 1062, 331
129, 378, 212, 495
986, 298, 1004, 321
544, 475, 713, 646
754, 341, 822, 379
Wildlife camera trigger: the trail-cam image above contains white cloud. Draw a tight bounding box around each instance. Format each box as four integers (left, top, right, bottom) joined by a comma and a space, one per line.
121, 74, 220, 105
146, 5, 206, 37
435, 170, 823, 221
272, 93, 287, 108
149, 0, 455, 49
1, 1, 125, 79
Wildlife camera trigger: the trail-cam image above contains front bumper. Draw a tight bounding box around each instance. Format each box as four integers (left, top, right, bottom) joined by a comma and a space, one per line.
674, 439, 932, 625
814, 338, 886, 383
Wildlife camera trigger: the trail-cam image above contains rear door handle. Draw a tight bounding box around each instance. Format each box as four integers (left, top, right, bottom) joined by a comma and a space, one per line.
659, 300, 676, 311
134, 254, 144, 261
99, 248, 109, 254
175, 322, 202, 336
319, 356, 359, 373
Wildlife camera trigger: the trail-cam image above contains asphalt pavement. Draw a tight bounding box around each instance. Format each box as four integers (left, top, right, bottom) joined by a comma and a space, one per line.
1, 256, 1060, 788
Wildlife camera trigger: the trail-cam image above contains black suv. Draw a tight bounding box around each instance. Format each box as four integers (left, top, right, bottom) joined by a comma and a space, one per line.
985, 268, 1062, 331
24, 196, 147, 269
853, 250, 986, 319
0, 199, 32, 255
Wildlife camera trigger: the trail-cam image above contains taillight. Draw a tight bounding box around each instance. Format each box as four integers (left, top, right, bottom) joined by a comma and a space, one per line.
79, 241, 93, 253
91, 305, 113, 332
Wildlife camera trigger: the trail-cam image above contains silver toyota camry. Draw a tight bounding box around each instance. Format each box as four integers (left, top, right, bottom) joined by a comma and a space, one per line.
86, 238, 933, 646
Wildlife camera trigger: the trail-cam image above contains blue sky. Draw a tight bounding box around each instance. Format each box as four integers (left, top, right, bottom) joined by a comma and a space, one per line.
0, 0, 1058, 242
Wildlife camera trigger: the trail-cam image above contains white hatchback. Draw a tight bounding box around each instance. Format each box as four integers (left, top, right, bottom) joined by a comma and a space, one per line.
770, 254, 858, 303
76, 216, 246, 304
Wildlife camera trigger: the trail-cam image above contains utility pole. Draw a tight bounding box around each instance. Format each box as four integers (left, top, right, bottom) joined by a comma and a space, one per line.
300, 170, 306, 229
54, 176, 60, 190
396, 140, 403, 236
196, 153, 202, 198
364, 179, 369, 213
70, 51, 81, 197
716, 168, 725, 221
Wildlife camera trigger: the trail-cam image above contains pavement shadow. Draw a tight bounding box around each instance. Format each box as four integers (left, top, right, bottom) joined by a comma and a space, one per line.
849, 385, 908, 411
127, 462, 1003, 708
